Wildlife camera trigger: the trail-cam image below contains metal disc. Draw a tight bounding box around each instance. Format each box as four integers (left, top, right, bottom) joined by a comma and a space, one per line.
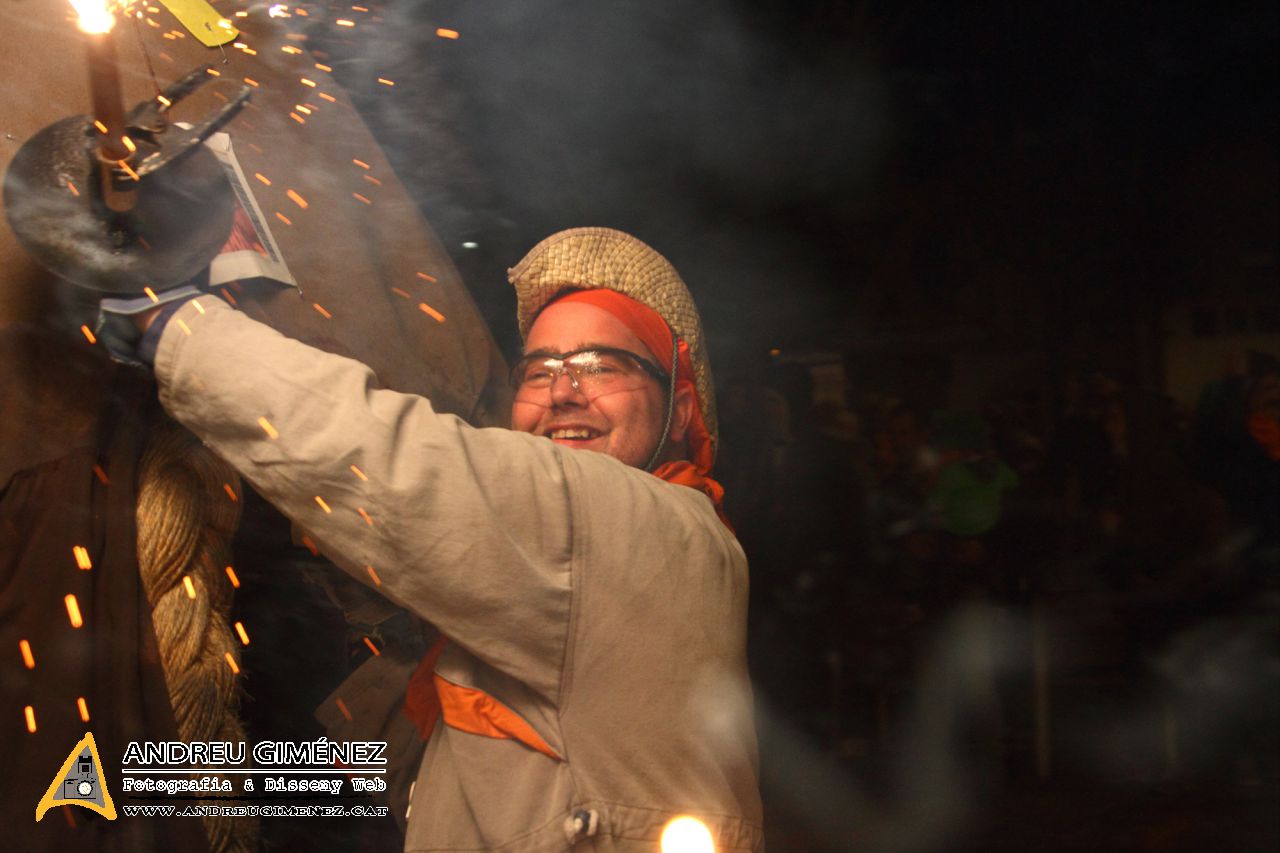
3, 115, 235, 295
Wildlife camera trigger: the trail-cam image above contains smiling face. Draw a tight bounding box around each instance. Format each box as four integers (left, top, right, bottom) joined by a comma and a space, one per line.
511, 300, 689, 468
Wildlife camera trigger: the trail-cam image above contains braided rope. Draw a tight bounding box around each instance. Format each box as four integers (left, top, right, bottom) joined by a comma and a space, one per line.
136, 425, 257, 853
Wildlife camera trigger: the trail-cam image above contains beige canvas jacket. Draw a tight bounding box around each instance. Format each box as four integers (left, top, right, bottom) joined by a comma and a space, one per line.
155, 298, 764, 851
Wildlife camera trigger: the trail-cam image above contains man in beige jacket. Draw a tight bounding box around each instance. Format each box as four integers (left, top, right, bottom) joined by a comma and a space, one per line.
135, 227, 763, 851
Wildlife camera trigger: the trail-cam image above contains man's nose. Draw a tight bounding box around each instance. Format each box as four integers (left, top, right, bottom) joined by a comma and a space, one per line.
549, 369, 587, 406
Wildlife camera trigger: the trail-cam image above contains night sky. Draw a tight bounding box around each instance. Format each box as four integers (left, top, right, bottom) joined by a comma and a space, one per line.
310, 0, 1277, 377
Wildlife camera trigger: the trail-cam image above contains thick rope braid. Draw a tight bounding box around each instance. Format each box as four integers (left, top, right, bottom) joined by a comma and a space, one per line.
136, 424, 257, 853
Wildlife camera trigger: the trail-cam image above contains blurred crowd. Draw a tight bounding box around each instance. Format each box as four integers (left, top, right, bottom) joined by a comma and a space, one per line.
717, 349, 1280, 788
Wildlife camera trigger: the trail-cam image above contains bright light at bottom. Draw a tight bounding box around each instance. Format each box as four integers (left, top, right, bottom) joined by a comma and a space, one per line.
661, 816, 715, 853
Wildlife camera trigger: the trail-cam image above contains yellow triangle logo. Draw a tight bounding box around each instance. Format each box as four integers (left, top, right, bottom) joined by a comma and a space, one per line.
35, 731, 116, 822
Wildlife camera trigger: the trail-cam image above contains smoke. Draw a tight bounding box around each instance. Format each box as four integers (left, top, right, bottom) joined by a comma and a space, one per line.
309, 0, 891, 354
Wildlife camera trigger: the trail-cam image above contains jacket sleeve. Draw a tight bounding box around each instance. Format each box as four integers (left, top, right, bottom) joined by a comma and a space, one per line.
155, 297, 570, 701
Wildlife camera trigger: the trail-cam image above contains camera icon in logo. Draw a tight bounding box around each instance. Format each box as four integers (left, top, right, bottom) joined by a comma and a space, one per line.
62, 754, 96, 799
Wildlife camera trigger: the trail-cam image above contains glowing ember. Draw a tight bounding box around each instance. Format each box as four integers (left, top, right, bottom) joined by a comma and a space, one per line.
73, 545, 93, 570
315, 496, 332, 514
70, 0, 116, 34
377, 78, 395, 86
350, 464, 368, 481
77, 697, 91, 723
244, 77, 260, 87
289, 112, 306, 124
336, 19, 355, 27
287, 189, 309, 208
225, 566, 241, 588
254, 172, 271, 186
93, 120, 108, 134
436, 28, 460, 40
121, 135, 136, 153
316, 63, 332, 72
418, 302, 446, 323
143, 286, 159, 303
234, 621, 250, 645
318, 92, 337, 102
182, 575, 197, 599
19, 640, 36, 669
300, 77, 317, 87
661, 816, 715, 853
224, 652, 240, 674
362, 637, 381, 656
312, 303, 332, 319
25, 705, 37, 734
80, 325, 97, 343
258, 416, 279, 439
65, 594, 84, 628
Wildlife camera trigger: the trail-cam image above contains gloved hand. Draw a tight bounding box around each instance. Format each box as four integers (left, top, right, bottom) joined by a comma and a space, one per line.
96, 284, 203, 366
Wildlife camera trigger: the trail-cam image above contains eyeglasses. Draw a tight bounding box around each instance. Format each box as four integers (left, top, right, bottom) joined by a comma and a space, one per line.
510, 347, 669, 401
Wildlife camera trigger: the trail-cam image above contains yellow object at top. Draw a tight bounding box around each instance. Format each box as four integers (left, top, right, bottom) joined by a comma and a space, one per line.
158, 0, 239, 47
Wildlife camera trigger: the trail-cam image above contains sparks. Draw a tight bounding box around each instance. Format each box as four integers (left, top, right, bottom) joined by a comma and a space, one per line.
391, 287, 410, 299
80, 325, 97, 344
254, 172, 271, 186
193, 299, 206, 314
416, 271, 438, 282
336, 19, 355, 27
225, 565, 241, 588
143, 286, 159, 303
73, 545, 92, 570
176, 318, 192, 336
234, 621, 250, 645
353, 158, 370, 169
19, 640, 35, 669
224, 652, 240, 674
92, 464, 109, 484
357, 507, 374, 526
318, 92, 337, 102
287, 189, 309, 208
300, 77, 317, 87
418, 302, 446, 323
65, 594, 84, 628
182, 575, 197, 599
121, 135, 136, 153
289, 112, 306, 124
312, 303, 332, 319
24, 705, 37, 734
221, 287, 239, 306
275, 212, 293, 226
118, 160, 140, 181
315, 62, 332, 72
436, 28, 460, 40
363, 174, 382, 186
352, 192, 371, 205
157, 94, 172, 107
77, 697, 91, 723
93, 120, 108, 134
365, 565, 382, 586
244, 77, 260, 87
282, 45, 303, 55
336, 697, 353, 721
350, 464, 368, 481
362, 637, 381, 656
377, 78, 395, 87
315, 496, 332, 514
67, 180, 81, 197
257, 416, 279, 439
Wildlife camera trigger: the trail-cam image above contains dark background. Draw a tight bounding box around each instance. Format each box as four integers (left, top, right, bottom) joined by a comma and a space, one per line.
259, 2, 1278, 850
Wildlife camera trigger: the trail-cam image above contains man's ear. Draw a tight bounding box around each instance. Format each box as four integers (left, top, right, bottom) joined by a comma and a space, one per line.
667, 382, 696, 444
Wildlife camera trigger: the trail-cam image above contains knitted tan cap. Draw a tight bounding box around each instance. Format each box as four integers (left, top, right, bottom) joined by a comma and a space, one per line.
508, 227, 718, 455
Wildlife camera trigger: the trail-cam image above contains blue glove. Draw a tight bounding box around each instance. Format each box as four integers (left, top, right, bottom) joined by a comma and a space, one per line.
97, 285, 203, 367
